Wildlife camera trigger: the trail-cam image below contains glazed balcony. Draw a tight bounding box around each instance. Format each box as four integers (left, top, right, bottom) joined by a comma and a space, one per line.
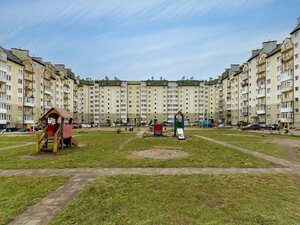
280, 102, 293, 113
281, 82, 293, 92
0, 104, 7, 114
257, 105, 266, 115
282, 53, 293, 62
240, 74, 248, 81
242, 93, 248, 101
257, 89, 266, 98
241, 87, 248, 94
24, 73, 33, 81
242, 107, 248, 115
24, 97, 34, 107
24, 116, 34, 124
280, 70, 293, 82
0, 73, 6, 82
0, 93, 6, 102
44, 86, 53, 95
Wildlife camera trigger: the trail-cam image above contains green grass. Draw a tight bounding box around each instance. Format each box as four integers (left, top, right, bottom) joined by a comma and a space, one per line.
50, 174, 300, 225
0, 134, 35, 143
0, 175, 68, 225
0, 131, 274, 169
188, 129, 300, 159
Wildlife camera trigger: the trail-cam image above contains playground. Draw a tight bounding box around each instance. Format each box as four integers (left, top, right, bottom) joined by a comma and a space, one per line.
0, 122, 299, 224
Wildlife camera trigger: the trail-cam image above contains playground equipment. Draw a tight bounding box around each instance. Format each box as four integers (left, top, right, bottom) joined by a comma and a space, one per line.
174, 111, 186, 140
143, 120, 163, 137
36, 107, 78, 154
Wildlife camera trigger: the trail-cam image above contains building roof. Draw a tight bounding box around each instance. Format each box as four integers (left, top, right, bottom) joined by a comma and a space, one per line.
290, 22, 300, 34
0, 47, 24, 66
145, 80, 168, 86
176, 80, 201, 86
266, 44, 281, 58
205, 79, 218, 85
96, 79, 122, 86
247, 49, 261, 62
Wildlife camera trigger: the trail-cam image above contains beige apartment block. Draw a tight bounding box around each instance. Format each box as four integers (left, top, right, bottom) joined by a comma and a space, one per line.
280, 38, 294, 125
239, 64, 249, 123
207, 82, 217, 121
265, 45, 282, 125
0, 48, 25, 127
291, 18, 300, 128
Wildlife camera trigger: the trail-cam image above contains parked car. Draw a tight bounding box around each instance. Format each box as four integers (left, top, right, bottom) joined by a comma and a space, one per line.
81, 124, 91, 128
5, 127, 19, 132
216, 124, 232, 129
263, 124, 279, 130
0, 129, 6, 134
241, 124, 261, 130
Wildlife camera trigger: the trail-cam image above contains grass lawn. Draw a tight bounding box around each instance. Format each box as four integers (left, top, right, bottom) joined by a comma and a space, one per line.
0, 131, 274, 169
50, 174, 300, 225
0, 134, 35, 143
188, 129, 300, 160
0, 175, 68, 225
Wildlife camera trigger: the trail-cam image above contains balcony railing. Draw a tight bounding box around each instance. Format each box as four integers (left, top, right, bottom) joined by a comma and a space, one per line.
0, 73, 6, 82
257, 89, 265, 98
280, 70, 293, 82
24, 97, 34, 107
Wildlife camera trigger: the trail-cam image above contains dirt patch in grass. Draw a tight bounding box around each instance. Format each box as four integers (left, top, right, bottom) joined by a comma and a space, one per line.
19, 153, 57, 159
132, 149, 188, 159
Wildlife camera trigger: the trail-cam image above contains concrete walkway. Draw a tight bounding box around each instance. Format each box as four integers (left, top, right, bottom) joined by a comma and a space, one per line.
9, 174, 95, 225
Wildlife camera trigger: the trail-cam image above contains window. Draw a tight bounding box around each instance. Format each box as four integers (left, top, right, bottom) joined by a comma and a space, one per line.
296, 64, 299, 70
18, 79, 22, 84
295, 43, 299, 48
295, 54, 299, 59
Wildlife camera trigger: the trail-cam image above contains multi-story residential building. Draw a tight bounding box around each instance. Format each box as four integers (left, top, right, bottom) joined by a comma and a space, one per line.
1, 17, 300, 128
0, 47, 8, 128
279, 38, 294, 125
290, 17, 300, 128
265, 44, 282, 125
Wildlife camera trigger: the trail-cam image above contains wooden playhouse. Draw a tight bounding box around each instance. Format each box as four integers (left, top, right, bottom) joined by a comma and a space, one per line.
36, 107, 78, 154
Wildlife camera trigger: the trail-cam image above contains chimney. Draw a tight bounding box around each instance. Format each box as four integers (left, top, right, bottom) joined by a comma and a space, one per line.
297, 17, 300, 25
262, 40, 277, 53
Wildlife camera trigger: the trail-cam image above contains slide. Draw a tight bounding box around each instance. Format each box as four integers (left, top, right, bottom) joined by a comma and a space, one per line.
177, 128, 186, 140
143, 127, 152, 137
71, 137, 78, 146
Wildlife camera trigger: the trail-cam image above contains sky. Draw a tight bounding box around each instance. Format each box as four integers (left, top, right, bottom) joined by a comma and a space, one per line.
0, 0, 300, 81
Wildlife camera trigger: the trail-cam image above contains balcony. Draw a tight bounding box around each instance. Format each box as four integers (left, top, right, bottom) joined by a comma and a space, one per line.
0, 93, 6, 102
242, 107, 248, 115
281, 84, 293, 92
241, 87, 248, 94
24, 116, 34, 124
24, 73, 33, 81
0, 73, 6, 82
257, 89, 266, 98
280, 70, 293, 82
241, 74, 248, 81
257, 105, 266, 115
44, 101, 52, 109
282, 54, 293, 62
24, 97, 34, 107
227, 104, 231, 110
280, 103, 293, 113
0, 107, 7, 114
242, 94, 248, 101
0, 119, 7, 124
44, 86, 53, 95
74, 96, 78, 102
279, 115, 293, 123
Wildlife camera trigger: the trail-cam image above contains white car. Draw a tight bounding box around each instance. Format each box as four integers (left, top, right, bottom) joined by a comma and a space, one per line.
82, 124, 91, 128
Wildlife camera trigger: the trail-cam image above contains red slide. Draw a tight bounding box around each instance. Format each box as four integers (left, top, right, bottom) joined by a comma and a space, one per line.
71, 137, 78, 146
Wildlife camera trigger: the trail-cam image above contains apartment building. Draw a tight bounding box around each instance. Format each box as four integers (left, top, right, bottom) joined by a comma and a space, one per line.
291, 18, 300, 128
1, 17, 300, 128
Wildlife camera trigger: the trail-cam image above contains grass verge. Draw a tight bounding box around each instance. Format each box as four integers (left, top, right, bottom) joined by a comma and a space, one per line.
51, 174, 300, 225
0, 175, 68, 225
